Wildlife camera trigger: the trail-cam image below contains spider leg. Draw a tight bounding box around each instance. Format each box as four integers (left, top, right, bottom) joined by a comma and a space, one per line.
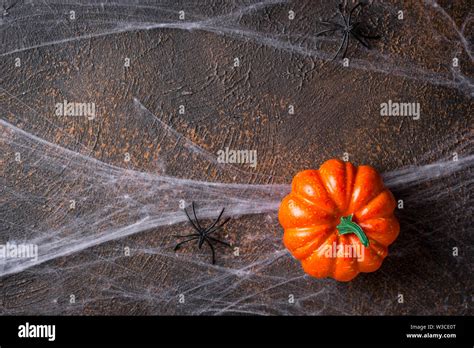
184, 205, 201, 232
342, 33, 350, 58
174, 236, 199, 251
198, 235, 206, 249
204, 217, 231, 236
202, 208, 225, 234
332, 32, 348, 60
173, 233, 200, 239
320, 21, 343, 29
337, 4, 348, 26
208, 236, 232, 248
348, 3, 363, 25
192, 201, 204, 231
315, 28, 338, 37
351, 32, 371, 49
204, 238, 216, 264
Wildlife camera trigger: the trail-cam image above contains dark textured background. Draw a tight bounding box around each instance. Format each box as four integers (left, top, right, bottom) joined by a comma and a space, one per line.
0, 0, 472, 315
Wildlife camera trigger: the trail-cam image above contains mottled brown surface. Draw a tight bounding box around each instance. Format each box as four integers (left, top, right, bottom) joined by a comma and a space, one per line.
0, 0, 472, 315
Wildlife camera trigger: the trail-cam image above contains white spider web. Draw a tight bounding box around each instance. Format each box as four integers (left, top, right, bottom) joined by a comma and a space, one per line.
1, 98, 472, 314
0, 0, 472, 315
0, 0, 472, 94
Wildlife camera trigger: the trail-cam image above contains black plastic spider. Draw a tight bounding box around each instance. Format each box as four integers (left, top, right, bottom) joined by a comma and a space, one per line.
316, 2, 380, 60
174, 202, 231, 264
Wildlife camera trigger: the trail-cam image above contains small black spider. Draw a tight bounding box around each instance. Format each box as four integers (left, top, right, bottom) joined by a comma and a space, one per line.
174, 202, 231, 264
316, 2, 380, 60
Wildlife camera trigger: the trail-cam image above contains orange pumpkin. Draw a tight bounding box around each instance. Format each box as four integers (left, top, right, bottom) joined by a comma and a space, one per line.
278, 159, 399, 282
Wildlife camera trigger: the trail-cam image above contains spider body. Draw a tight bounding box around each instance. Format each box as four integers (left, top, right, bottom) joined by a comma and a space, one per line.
174, 202, 231, 264
316, 3, 380, 60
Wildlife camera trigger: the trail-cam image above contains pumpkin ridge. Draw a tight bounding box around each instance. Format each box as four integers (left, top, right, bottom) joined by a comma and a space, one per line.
333, 234, 359, 280
306, 228, 338, 259
346, 164, 358, 214
366, 239, 387, 261
362, 228, 390, 247
279, 194, 335, 229
348, 165, 384, 213
354, 188, 394, 221
315, 167, 342, 215
352, 235, 384, 273
290, 227, 335, 259
360, 217, 399, 246
347, 234, 361, 273
284, 225, 334, 245
292, 191, 338, 215
326, 234, 339, 278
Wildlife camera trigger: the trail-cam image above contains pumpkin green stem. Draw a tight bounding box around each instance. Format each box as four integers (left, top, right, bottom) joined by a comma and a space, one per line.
336, 214, 369, 247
